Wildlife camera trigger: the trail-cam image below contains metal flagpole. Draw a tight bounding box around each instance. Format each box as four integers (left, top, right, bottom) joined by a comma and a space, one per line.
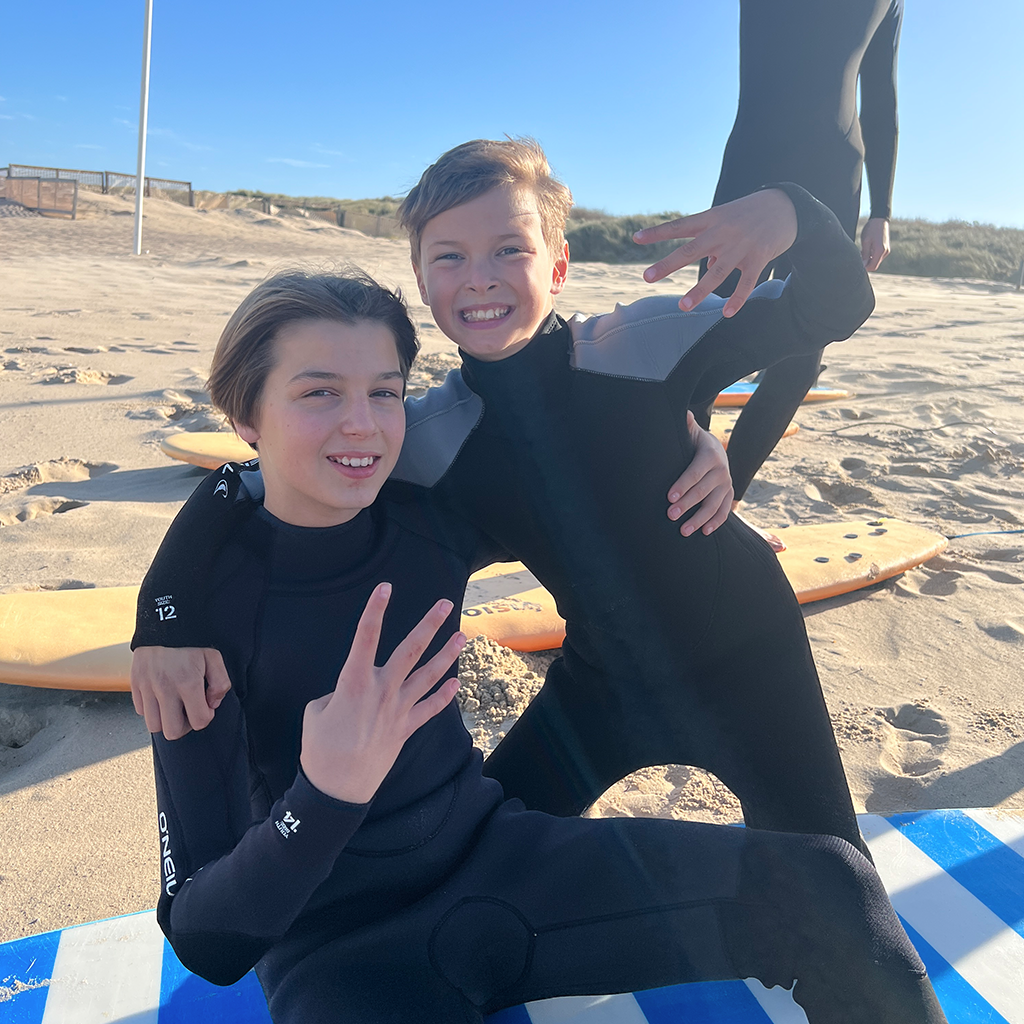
133, 0, 154, 256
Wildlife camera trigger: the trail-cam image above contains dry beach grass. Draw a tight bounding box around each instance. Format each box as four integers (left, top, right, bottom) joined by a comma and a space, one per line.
1, 191, 1023, 941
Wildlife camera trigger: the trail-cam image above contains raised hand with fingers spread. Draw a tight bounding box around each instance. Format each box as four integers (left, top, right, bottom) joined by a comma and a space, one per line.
300, 583, 465, 805
634, 188, 798, 318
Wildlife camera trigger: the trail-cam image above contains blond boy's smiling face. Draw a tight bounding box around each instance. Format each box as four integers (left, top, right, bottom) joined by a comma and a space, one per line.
413, 185, 569, 362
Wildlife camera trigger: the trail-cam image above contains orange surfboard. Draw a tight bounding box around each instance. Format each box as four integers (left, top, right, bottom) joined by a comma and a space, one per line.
460, 562, 565, 652
160, 432, 257, 470
775, 517, 948, 604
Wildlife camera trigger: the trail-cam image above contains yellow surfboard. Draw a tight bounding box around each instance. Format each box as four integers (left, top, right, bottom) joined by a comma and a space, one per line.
710, 412, 798, 448
0, 520, 946, 691
460, 562, 565, 652
0, 565, 565, 691
0, 586, 137, 691
776, 517, 948, 604
160, 432, 257, 470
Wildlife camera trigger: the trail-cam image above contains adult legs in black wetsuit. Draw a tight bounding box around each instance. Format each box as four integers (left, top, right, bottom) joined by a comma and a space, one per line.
699, 0, 903, 499
272, 811, 943, 1023
694, 253, 826, 501
702, 176, 863, 501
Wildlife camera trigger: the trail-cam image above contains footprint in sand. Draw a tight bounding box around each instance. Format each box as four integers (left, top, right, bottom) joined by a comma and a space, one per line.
0, 708, 47, 750
125, 389, 226, 429
0, 458, 117, 495
39, 365, 134, 386
978, 620, 1024, 644
877, 703, 950, 778
897, 554, 1024, 598
0, 496, 89, 527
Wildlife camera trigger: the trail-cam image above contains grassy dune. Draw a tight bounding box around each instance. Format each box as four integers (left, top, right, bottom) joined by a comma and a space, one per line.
564, 209, 1024, 284
226, 188, 1024, 283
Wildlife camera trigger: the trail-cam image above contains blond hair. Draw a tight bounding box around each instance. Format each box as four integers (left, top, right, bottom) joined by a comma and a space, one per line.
208, 269, 419, 429
398, 138, 573, 261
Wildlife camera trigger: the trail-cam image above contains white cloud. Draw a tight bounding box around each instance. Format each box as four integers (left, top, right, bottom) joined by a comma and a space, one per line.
75, 143, 104, 150
148, 126, 212, 152
311, 143, 349, 158
267, 158, 329, 169
0, 115, 13, 120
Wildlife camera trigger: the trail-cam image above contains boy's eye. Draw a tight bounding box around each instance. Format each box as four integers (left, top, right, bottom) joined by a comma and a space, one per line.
371, 389, 401, 399
498, 246, 524, 256
303, 388, 335, 398
434, 252, 463, 262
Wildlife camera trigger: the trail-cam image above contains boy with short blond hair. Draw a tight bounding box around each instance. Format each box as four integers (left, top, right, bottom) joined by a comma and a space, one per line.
399, 138, 573, 257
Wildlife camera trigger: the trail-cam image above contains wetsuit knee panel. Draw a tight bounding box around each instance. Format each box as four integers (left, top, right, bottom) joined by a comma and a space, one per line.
429, 897, 534, 1006
728, 830, 926, 976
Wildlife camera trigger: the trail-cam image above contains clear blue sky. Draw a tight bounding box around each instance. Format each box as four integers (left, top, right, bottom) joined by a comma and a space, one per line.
2, 0, 1022, 226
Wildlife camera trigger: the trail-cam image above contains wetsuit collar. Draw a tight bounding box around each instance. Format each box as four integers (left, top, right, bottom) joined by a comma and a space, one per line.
253, 504, 382, 585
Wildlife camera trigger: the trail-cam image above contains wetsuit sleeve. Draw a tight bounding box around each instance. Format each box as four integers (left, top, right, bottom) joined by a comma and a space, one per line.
859, 0, 902, 220
683, 181, 875, 405
132, 462, 259, 650
152, 689, 371, 986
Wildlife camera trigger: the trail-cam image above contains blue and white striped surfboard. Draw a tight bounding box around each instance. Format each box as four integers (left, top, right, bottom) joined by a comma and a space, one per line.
3, 810, 1022, 1023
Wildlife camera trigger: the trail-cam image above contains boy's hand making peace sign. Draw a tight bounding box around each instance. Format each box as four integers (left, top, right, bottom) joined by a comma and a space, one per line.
299, 584, 465, 805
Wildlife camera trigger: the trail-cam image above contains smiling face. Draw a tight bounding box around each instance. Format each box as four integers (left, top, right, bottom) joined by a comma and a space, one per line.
412, 185, 569, 362
235, 319, 406, 528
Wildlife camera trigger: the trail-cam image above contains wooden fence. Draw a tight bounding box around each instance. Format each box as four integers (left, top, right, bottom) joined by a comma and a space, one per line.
2, 165, 193, 205
0, 177, 78, 219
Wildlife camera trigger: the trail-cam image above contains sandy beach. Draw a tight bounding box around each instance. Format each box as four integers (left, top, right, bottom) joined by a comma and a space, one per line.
2, 190, 1023, 944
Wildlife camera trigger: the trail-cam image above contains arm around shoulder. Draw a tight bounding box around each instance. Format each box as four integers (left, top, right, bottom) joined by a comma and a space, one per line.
132, 462, 260, 740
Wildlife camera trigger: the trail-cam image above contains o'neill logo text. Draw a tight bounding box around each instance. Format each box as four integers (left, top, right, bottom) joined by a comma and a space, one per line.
159, 812, 177, 896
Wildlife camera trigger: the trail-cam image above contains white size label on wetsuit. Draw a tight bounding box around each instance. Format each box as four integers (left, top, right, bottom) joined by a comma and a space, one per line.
275, 811, 301, 838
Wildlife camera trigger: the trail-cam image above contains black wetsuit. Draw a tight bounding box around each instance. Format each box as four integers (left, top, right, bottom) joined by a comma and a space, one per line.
148, 484, 944, 1024
137, 184, 871, 854
702, 0, 903, 499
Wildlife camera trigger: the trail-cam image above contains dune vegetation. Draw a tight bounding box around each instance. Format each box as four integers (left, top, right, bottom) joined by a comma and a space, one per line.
563, 208, 1024, 284
225, 189, 1024, 284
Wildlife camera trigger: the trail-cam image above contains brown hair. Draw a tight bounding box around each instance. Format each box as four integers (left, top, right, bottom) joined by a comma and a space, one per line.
397, 137, 573, 262
208, 269, 419, 429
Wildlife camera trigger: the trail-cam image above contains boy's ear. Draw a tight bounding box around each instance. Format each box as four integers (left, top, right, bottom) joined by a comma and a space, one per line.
412, 258, 429, 305
550, 240, 569, 296
235, 421, 259, 446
